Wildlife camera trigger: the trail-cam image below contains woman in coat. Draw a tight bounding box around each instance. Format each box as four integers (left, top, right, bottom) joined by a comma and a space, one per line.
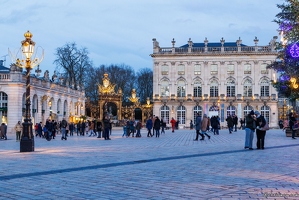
146, 117, 153, 137
255, 110, 267, 149
153, 116, 161, 138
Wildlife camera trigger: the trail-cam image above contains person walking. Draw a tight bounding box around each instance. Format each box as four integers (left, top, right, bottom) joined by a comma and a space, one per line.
226, 114, 234, 134
37, 122, 43, 138
103, 116, 111, 140
146, 117, 153, 137
210, 116, 220, 135
88, 121, 96, 137
135, 120, 142, 137
201, 114, 211, 140
154, 116, 161, 138
255, 111, 267, 149
0, 123, 7, 140
161, 117, 166, 134
96, 120, 102, 138
61, 118, 68, 140
170, 117, 176, 133
244, 110, 257, 150
288, 112, 297, 139
233, 115, 238, 132
14, 121, 22, 141
69, 122, 74, 136
194, 112, 203, 141
190, 120, 194, 130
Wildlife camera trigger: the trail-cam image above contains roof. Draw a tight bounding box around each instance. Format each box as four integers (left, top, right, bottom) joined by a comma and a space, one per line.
0, 65, 10, 73
180, 42, 247, 48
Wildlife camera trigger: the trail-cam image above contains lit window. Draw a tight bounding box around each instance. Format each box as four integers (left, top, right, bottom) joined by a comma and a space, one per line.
194, 64, 201, 75
211, 64, 218, 75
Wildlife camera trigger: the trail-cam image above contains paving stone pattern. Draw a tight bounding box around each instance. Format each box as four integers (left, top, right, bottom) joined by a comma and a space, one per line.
0, 128, 298, 200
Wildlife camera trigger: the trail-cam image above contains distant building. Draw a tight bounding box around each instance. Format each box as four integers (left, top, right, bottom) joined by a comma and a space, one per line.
150, 37, 278, 128
0, 60, 85, 134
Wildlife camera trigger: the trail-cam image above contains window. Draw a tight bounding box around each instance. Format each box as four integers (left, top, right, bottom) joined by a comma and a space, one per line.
244, 64, 251, 74
210, 80, 219, 97
177, 80, 186, 97
243, 105, 253, 118
160, 106, 170, 124
227, 105, 236, 116
260, 63, 268, 74
193, 106, 202, 123
178, 64, 185, 75
243, 79, 252, 97
227, 64, 234, 74
194, 64, 201, 75
0, 92, 8, 120
261, 105, 270, 123
226, 79, 235, 97
211, 64, 218, 75
177, 105, 186, 124
160, 80, 170, 97
161, 65, 169, 75
260, 79, 270, 97
193, 80, 202, 97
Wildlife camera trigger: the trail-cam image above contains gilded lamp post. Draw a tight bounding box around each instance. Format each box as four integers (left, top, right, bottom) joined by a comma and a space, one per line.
9, 31, 44, 152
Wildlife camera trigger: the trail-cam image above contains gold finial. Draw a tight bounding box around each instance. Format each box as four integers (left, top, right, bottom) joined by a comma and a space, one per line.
24, 30, 33, 39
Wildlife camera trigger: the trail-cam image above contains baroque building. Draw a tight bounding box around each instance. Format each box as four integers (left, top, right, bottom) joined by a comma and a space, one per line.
0, 60, 85, 134
150, 37, 278, 128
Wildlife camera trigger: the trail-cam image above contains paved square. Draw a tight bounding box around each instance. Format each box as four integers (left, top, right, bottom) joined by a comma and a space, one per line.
0, 128, 298, 199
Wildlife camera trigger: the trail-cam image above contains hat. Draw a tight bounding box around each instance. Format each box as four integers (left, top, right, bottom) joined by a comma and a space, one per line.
254, 111, 260, 116
250, 110, 254, 115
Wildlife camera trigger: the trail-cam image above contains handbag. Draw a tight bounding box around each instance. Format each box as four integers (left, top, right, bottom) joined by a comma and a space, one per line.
260, 122, 270, 131
292, 123, 299, 130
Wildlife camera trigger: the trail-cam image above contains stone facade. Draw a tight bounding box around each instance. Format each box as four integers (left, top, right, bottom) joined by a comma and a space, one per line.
0, 61, 85, 134
150, 37, 278, 128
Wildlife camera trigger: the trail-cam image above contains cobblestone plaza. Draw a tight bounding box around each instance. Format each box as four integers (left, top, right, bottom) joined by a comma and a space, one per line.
0, 128, 298, 199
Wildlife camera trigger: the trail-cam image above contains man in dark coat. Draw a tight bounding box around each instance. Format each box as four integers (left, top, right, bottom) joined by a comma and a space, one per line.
226, 114, 234, 134
153, 116, 161, 138
194, 112, 204, 140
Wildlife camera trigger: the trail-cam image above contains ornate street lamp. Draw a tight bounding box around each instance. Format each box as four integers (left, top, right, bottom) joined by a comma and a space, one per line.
9, 31, 44, 152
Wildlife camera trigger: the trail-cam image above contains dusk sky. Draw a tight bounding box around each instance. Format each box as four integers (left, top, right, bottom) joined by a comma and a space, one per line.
0, 0, 283, 75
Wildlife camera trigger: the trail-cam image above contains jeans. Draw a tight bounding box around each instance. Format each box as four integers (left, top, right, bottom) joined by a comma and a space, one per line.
245, 128, 254, 148
213, 128, 219, 135
61, 128, 66, 138
155, 129, 160, 137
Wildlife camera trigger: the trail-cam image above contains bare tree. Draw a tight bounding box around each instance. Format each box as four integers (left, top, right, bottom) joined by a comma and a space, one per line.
136, 68, 153, 103
54, 42, 92, 90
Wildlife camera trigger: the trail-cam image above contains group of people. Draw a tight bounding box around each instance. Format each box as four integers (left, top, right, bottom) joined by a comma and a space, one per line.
226, 114, 239, 133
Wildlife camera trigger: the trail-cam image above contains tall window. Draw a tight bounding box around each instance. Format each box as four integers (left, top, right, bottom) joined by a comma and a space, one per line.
243, 79, 252, 97
177, 105, 186, 124
194, 64, 201, 75
177, 80, 186, 97
211, 64, 218, 75
260, 63, 268, 74
178, 64, 185, 75
261, 105, 270, 123
161, 65, 169, 75
193, 80, 202, 97
160, 106, 170, 124
160, 80, 170, 97
0, 92, 8, 118
193, 106, 202, 123
226, 79, 236, 97
260, 79, 270, 97
227, 105, 236, 116
243, 105, 253, 118
227, 64, 234, 74
244, 64, 251, 74
210, 80, 219, 97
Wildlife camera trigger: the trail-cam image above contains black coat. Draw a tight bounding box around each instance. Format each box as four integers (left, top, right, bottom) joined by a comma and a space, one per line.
154, 118, 161, 130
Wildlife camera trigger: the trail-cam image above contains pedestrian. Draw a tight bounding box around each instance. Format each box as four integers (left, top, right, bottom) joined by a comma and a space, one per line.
37, 122, 43, 137
146, 117, 153, 137
52, 120, 57, 139
34, 123, 38, 137
88, 121, 96, 137
255, 111, 267, 149
154, 116, 161, 138
288, 112, 297, 139
69, 122, 74, 136
233, 115, 238, 132
226, 114, 234, 134
170, 117, 176, 133
135, 120, 142, 137
161, 117, 166, 134
103, 116, 111, 140
85, 121, 90, 136
210, 116, 220, 135
122, 123, 127, 137
201, 114, 211, 140
129, 119, 135, 137
190, 120, 194, 130
193, 112, 203, 141
46, 119, 54, 139
96, 120, 102, 138
244, 110, 257, 150
278, 119, 283, 129
61, 118, 68, 140
0, 123, 7, 140
14, 121, 22, 141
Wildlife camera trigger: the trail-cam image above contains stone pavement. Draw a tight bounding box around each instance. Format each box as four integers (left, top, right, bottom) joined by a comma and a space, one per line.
0, 128, 298, 200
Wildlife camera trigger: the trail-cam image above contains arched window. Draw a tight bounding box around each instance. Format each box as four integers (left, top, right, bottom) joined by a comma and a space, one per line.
210, 80, 218, 97
177, 80, 186, 97
193, 106, 202, 123
243, 105, 253, 118
160, 106, 170, 124
227, 105, 236, 116
160, 80, 170, 97
261, 79, 270, 97
193, 80, 202, 97
261, 105, 270, 123
243, 79, 252, 97
226, 79, 235, 97
0, 92, 8, 121
177, 105, 186, 124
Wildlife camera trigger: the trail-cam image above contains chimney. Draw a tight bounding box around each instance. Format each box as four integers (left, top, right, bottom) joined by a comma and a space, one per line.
0, 60, 3, 66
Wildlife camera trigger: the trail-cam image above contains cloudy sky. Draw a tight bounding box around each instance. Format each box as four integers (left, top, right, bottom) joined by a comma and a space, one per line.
0, 0, 283, 75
